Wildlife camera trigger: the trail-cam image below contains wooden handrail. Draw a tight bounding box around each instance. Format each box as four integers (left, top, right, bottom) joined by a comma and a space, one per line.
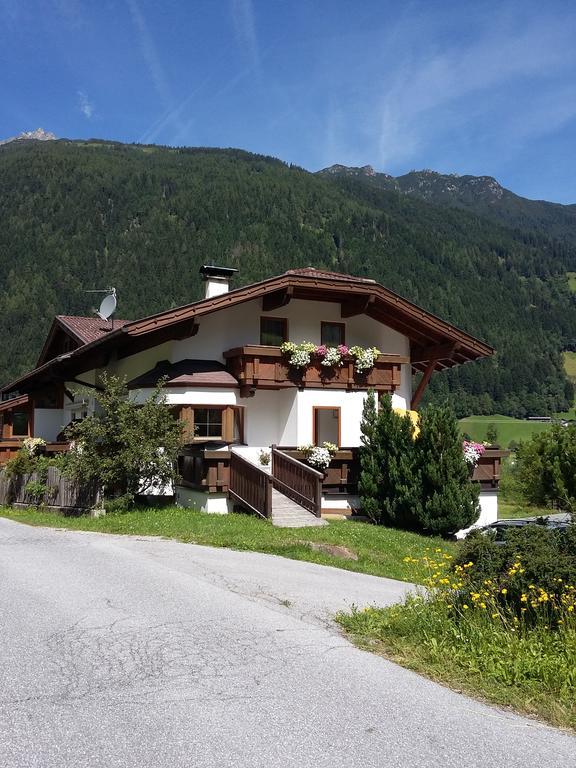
229, 451, 272, 519
271, 446, 324, 478
271, 446, 322, 517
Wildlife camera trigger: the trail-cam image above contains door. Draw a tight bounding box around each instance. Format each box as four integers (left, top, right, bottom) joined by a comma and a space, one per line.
313, 407, 340, 446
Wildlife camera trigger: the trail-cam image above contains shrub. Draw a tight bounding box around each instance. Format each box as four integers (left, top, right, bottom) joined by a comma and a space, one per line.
414, 404, 479, 535
4, 449, 37, 478
515, 425, 576, 511
65, 374, 183, 504
455, 525, 576, 624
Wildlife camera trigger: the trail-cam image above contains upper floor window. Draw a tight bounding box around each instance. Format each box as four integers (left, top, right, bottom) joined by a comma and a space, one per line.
321, 322, 345, 346
260, 317, 288, 346
12, 411, 29, 437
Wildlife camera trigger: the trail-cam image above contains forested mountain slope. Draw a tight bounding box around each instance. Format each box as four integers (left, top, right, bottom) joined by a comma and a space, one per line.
1, 138, 575, 417
319, 164, 576, 244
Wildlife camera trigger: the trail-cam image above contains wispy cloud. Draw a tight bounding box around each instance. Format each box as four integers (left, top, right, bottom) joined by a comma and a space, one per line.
126, 0, 184, 138
230, 0, 260, 71
317, 5, 576, 175
77, 90, 94, 119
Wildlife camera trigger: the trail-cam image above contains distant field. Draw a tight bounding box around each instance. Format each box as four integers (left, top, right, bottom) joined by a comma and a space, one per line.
567, 272, 576, 293
459, 415, 552, 446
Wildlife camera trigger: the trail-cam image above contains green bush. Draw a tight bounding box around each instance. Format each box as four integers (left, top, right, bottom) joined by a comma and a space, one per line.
516, 425, 576, 511
455, 525, 576, 624
4, 450, 37, 478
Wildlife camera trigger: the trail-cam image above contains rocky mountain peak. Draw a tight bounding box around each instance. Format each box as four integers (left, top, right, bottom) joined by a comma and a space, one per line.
0, 128, 57, 146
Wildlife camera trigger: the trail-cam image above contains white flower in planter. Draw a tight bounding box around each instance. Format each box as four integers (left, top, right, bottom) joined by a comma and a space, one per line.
298, 442, 338, 471
349, 346, 381, 372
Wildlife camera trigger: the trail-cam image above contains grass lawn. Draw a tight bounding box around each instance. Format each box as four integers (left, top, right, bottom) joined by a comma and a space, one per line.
567, 272, 576, 294
459, 414, 551, 446
498, 500, 553, 520
0, 505, 455, 584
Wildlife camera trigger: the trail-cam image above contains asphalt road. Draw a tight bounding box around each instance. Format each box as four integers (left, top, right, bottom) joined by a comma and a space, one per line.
0, 518, 573, 768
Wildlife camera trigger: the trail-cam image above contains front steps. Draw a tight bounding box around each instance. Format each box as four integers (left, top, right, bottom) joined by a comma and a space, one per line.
270, 488, 327, 528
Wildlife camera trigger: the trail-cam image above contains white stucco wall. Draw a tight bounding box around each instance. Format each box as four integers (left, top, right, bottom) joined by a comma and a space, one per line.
110, 342, 173, 382
33, 409, 67, 441
456, 490, 499, 538
129, 387, 239, 406
171, 297, 411, 370
175, 486, 231, 514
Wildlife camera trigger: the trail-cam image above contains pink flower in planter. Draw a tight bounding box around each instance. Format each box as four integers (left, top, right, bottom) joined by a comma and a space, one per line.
315, 345, 328, 358
338, 344, 349, 356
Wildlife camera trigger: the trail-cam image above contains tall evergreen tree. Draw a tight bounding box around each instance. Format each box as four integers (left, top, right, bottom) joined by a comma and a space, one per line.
359, 393, 420, 528
358, 390, 380, 523
414, 404, 479, 535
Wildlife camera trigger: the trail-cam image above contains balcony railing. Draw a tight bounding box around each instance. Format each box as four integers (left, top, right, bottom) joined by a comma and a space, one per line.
472, 449, 508, 489
224, 345, 408, 393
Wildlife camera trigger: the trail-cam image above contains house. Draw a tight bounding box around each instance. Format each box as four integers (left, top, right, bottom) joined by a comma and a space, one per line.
0, 265, 503, 526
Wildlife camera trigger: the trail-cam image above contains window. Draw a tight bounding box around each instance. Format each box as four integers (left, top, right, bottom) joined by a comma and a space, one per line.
178, 405, 244, 443
313, 407, 341, 447
12, 411, 29, 436
194, 408, 223, 438
260, 317, 288, 346
321, 322, 345, 346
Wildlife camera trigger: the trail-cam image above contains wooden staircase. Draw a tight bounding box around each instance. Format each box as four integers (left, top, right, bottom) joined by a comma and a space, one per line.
270, 488, 327, 527
229, 448, 327, 528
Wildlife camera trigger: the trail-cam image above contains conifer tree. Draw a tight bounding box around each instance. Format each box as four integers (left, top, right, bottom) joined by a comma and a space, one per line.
359, 393, 420, 528
414, 404, 479, 535
358, 390, 380, 522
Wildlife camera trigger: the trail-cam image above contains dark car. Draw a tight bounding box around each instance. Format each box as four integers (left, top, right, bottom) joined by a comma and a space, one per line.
473, 515, 571, 543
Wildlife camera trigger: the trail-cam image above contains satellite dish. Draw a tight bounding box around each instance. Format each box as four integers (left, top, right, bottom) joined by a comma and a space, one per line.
96, 290, 117, 321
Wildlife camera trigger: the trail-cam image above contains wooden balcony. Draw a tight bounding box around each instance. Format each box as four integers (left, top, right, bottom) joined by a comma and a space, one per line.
472, 449, 509, 490
224, 345, 408, 394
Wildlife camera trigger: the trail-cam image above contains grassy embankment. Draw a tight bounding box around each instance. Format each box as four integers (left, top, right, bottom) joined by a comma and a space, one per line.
0, 505, 454, 584
338, 552, 576, 730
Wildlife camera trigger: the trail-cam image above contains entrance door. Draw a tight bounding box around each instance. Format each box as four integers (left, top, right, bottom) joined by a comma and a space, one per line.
313, 407, 340, 446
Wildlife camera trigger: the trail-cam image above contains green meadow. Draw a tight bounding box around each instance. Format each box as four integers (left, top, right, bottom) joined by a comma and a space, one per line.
459, 414, 552, 446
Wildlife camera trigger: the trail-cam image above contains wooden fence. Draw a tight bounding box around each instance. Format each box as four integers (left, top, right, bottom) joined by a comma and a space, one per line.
0, 466, 99, 512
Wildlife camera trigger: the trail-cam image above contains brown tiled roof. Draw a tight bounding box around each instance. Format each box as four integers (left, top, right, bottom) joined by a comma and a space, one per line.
284, 267, 375, 283
127, 359, 239, 389
57, 316, 130, 345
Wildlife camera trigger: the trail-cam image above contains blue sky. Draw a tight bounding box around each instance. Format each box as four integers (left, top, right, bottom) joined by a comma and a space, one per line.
1, 0, 575, 203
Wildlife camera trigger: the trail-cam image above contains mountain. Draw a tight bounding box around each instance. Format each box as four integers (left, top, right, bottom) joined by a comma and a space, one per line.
318, 165, 576, 244
0, 138, 575, 418
0, 128, 56, 147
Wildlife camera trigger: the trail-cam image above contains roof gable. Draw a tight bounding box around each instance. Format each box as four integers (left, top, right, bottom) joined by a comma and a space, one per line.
37, 316, 129, 366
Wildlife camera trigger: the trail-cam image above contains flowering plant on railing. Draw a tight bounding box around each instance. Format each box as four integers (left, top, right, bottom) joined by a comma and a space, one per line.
22, 437, 46, 456
281, 341, 380, 373
298, 441, 338, 471
463, 441, 486, 467
348, 346, 381, 372
280, 341, 317, 368
315, 344, 349, 367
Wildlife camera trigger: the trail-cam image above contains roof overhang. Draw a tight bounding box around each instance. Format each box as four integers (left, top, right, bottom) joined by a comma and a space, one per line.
2, 271, 494, 395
